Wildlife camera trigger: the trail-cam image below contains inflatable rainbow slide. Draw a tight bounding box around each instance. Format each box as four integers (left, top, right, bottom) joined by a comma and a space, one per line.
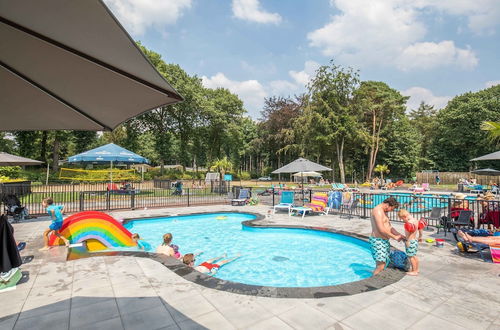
49, 211, 136, 251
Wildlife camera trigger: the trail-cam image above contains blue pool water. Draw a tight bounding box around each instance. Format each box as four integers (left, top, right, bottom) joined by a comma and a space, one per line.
359, 192, 471, 212
124, 212, 375, 287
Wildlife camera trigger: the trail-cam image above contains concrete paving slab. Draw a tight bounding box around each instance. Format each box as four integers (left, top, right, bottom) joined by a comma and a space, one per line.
121, 304, 176, 330
278, 304, 338, 329
69, 298, 119, 328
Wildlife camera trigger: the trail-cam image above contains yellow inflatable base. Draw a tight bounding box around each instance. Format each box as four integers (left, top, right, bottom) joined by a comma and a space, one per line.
85, 239, 109, 252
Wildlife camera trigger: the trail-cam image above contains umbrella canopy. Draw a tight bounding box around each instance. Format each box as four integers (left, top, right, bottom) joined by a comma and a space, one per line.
470, 151, 500, 161
272, 158, 332, 174
292, 171, 323, 177
67, 143, 149, 164
471, 168, 500, 176
0, 0, 182, 131
0, 152, 43, 166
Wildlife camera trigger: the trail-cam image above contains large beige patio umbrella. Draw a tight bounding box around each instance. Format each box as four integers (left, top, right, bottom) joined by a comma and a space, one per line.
0, 0, 183, 131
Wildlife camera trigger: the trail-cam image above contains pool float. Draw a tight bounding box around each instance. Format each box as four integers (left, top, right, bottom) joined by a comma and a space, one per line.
216, 216, 228, 220
48, 211, 136, 251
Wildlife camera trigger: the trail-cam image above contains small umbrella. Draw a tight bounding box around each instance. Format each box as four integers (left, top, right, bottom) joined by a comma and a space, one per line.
471, 168, 500, 176
470, 151, 500, 161
0, 152, 43, 166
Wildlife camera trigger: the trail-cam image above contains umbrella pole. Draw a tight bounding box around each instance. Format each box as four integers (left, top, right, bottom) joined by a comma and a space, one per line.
45, 163, 49, 185
110, 160, 113, 184
302, 172, 304, 205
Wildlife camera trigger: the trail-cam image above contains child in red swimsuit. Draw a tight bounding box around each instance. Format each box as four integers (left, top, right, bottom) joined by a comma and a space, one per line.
182, 253, 241, 275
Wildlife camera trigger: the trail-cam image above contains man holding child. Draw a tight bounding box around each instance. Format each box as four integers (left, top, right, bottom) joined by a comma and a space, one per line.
370, 197, 404, 276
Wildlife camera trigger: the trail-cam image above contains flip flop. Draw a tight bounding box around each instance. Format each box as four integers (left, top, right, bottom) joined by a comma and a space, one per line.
17, 242, 26, 251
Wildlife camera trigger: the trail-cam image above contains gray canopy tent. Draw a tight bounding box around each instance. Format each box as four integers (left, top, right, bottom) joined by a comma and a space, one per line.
0, 152, 43, 166
0, 0, 182, 131
470, 151, 500, 161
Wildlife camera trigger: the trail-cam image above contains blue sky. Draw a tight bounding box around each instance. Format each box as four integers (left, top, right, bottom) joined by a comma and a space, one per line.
104, 0, 500, 119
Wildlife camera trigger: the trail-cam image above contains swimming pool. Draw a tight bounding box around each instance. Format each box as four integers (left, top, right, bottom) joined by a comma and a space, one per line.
124, 212, 375, 287
358, 192, 477, 212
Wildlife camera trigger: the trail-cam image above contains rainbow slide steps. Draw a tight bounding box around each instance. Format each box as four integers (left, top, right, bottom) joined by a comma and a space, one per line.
49, 211, 136, 251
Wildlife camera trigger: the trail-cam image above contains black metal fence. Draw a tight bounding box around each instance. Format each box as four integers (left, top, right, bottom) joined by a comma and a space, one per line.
2, 182, 499, 230
267, 188, 499, 229
1, 183, 230, 216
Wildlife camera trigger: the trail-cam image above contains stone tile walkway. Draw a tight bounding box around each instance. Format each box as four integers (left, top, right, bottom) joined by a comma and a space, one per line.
1, 205, 499, 329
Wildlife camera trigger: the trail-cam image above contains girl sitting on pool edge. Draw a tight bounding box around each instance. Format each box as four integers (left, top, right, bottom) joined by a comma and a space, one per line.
183, 253, 241, 275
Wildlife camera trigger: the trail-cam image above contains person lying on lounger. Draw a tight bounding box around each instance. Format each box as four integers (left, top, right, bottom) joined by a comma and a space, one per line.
182, 253, 241, 275
458, 230, 500, 245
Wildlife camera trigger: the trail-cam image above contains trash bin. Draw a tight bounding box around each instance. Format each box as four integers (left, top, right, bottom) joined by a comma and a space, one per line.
457, 183, 464, 192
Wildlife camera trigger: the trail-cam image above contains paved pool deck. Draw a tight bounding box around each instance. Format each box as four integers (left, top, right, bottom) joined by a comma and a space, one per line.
1, 205, 499, 330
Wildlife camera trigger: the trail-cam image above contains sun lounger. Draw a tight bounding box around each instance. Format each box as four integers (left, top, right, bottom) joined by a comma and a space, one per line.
231, 189, 250, 206
273, 191, 295, 214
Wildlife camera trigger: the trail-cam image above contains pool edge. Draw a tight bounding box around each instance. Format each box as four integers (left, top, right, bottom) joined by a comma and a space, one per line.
69, 211, 405, 299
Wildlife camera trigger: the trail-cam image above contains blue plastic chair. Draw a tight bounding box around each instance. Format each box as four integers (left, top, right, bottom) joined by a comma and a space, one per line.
273, 191, 295, 214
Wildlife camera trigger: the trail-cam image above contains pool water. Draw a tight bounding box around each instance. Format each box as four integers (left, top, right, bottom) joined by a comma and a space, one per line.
124, 212, 375, 287
359, 192, 472, 212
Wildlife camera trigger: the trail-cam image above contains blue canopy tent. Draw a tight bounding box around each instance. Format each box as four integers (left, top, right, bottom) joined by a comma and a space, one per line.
67, 143, 149, 183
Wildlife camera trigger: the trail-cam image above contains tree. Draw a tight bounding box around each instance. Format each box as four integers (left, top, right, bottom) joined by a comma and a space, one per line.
378, 114, 420, 179
481, 121, 500, 144
210, 156, 233, 178
203, 88, 245, 162
354, 81, 408, 180
72, 131, 98, 153
428, 85, 500, 171
13, 131, 40, 159
408, 102, 438, 169
259, 96, 303, 170
303, 62, 360, 183
374, 164, 389, 181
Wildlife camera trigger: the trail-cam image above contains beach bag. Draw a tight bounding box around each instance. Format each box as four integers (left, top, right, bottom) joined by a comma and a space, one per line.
389, 251, 410, 271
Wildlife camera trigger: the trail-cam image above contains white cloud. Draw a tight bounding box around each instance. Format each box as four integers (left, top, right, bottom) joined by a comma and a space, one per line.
232, 0, 282, 24
269, 80, 298, 95
413, 0, 500, 35
307, 0, 483, 71
396, 41, 478, 71
289, 61, 320, 87
202, 73, 267, 117
401, 87, 451, 111
104, 0, 192, 36
485, 80, 500, 88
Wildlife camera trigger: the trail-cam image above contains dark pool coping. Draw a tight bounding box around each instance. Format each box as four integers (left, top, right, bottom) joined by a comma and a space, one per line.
69, 211, 405, 298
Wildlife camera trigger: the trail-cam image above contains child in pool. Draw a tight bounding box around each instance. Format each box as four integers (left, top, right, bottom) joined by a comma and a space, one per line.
398, 209, 425, 276
39, 197, 70, 251
182, 253, 241, 275
131, 233, 152, 251
155, 233, 181, 258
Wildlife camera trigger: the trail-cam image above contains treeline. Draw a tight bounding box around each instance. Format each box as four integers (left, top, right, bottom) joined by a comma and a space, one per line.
1, 46, 499, 182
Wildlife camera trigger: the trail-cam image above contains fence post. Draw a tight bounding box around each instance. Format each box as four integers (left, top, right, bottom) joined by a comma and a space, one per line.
272, 188, 275, 206
187, 188, 190, 207
106, 191, 110, 210
131, 191, 135, 209
362, 193, 367, 218
79, 192, 84, 211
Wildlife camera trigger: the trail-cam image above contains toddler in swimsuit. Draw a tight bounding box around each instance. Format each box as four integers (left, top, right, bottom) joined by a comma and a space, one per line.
398, 209, 425, 276
183, 253, 241, 275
